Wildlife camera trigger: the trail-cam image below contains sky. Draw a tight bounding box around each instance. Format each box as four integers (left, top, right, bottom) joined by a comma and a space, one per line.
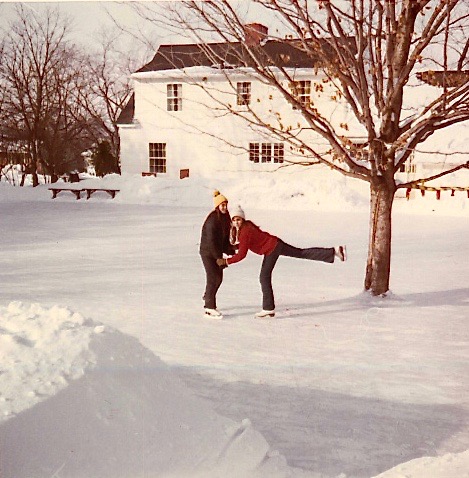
0, 1, 274, 50
0, 1, 179, 56
0, 2, 134, 34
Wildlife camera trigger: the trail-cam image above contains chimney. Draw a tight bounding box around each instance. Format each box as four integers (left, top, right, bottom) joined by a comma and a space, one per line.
244, 23, 268, 46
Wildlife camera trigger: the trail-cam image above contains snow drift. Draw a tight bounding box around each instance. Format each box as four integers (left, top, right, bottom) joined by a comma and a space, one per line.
2, 168, 467, 216
0, 302, 296, 478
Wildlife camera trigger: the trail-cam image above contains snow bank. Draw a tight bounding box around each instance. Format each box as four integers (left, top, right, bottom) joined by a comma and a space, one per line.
2, 170, 467, 216
372, 450, 469, 478
87, 171, 370, 212
393, 168, 469, 216
0, 302, 297, 478
0, 302, 95, 421
1, 302, 467, 477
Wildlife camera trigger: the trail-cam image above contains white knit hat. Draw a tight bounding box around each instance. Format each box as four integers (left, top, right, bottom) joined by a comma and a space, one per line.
231, 204, 245, 219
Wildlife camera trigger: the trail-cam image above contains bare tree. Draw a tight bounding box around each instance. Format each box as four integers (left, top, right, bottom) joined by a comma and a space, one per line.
0, 5, 98, 184
133, 0, 469, 296
78, 28, 137, 163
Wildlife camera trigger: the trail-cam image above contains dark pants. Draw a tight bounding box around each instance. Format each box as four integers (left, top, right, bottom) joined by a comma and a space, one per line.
260, 240, 335, 310
201, 255, 223, 309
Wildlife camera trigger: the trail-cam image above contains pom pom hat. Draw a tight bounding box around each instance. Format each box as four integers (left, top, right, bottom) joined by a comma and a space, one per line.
213, 190, 228, 208
231, 204, 245, 219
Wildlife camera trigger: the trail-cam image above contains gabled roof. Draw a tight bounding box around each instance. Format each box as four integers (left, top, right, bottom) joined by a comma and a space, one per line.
137, 39, 325, 73
116, 94, 135, 125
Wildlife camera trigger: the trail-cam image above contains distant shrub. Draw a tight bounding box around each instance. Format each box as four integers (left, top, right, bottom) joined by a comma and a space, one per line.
92, 141, 120, 177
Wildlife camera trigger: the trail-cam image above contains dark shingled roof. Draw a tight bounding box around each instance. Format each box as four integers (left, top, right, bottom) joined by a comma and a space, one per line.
137, 39, 325, 73
417, 70, 469, 87
116, 94, 135, 125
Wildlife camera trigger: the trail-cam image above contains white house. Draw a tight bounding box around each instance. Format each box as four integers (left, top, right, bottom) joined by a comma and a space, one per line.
117, 24, 353, 180
117, 24, 467, 188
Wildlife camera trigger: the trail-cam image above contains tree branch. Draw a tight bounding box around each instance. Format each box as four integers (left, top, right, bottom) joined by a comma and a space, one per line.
397, 161, 469, 189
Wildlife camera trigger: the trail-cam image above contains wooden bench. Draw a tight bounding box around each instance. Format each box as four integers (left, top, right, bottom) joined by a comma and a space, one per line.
83, 188, 119, 199
49, 187, 82, 200
49, 187, 119, 200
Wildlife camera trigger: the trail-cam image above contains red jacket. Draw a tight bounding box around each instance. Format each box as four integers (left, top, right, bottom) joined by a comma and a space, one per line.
227, 221, 278, 265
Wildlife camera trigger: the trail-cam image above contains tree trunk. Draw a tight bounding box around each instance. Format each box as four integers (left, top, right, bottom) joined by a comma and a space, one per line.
364, 177, 396, 295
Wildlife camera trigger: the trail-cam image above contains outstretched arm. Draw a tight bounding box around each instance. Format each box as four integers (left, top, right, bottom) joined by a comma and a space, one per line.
226, 229, 249, 265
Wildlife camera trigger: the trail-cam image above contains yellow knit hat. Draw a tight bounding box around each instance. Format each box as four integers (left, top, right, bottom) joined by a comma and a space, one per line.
213, 190, 228, 208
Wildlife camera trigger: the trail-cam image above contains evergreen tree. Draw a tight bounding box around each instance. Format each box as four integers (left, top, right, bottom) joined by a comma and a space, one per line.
92, 141, 120, 177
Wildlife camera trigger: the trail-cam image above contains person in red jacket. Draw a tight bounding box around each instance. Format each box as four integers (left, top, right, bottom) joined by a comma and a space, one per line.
217, 205, 346, 318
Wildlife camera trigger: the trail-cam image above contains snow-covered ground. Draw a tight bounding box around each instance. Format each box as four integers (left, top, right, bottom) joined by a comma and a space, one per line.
1, 172, 468, 478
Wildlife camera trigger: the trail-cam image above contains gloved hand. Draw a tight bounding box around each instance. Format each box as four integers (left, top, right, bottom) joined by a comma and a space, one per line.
216, 258, 228, 267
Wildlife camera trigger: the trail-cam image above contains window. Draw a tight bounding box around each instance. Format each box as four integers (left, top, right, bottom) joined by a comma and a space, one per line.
149, 143, 166, 173
249, 143, 260, 163
399, 153, 416, 173
273, 143, 284, 163
291, 80, 311, 107
167, 84, 182, 111
261, 143, 271, 163
237, 82, 251, 106
249, 142, 284, 163
401, 162, 417, 173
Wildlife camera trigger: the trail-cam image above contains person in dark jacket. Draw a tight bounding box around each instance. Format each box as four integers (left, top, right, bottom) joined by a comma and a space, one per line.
199, 190, 234, 318
217, 205, 346, 318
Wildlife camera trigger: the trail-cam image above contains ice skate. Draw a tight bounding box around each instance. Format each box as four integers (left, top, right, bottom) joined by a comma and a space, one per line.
335, 245, 347, 262
204, 308, 223, 319
254, 309, 275, 318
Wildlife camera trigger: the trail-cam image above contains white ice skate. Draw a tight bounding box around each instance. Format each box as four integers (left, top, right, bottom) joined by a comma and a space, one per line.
254, 309, 276, 318
204, 308, 223, 319
335, 245, 347, 262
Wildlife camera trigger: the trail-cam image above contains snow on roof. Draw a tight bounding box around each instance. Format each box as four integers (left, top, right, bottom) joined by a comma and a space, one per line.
131, 64, 318, 81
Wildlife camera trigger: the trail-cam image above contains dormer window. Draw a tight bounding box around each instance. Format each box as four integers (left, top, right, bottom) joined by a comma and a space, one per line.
237, 82, 251, 106
167, 84, 182, 111
290, 80, 311, 107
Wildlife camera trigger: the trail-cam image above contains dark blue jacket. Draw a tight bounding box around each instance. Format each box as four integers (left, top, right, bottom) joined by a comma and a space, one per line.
199, 209, 233, 260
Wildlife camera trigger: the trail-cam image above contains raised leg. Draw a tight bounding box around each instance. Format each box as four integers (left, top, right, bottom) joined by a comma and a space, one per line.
279, 241, 334, 263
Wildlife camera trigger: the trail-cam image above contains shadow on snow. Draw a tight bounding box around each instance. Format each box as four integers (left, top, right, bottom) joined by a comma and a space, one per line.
242, 288, 469, 319
176, 367, 466, 478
